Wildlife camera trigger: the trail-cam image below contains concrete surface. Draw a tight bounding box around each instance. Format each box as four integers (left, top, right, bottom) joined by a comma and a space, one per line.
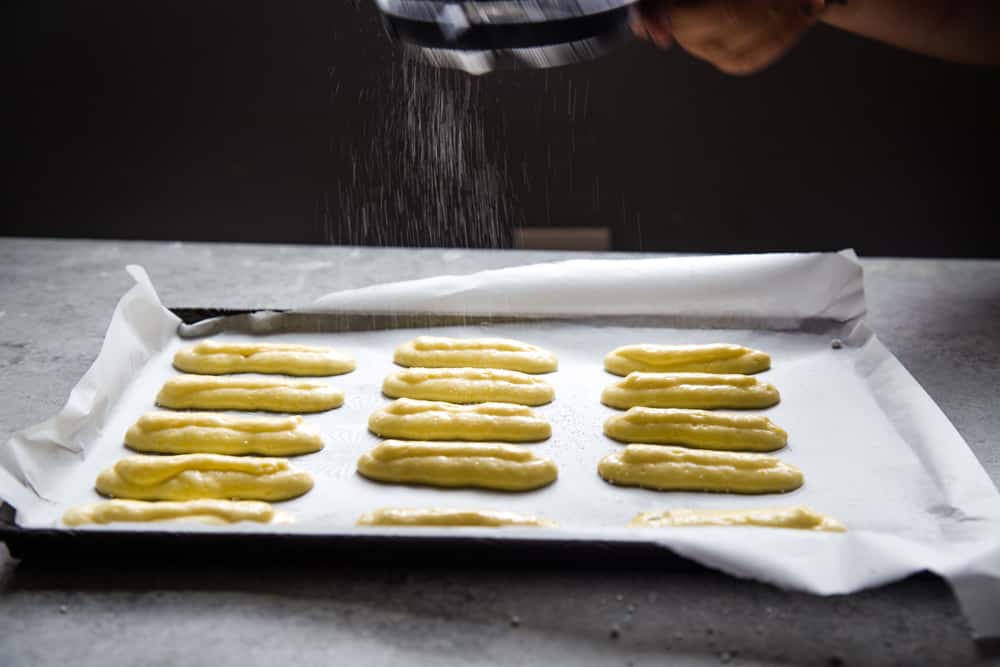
1, 237, 998, 666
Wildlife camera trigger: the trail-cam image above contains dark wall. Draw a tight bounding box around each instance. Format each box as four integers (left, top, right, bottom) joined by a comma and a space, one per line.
6, 1, 999, 255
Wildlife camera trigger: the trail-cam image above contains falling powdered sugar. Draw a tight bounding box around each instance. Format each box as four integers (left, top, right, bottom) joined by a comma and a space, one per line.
332, 54, 515, 248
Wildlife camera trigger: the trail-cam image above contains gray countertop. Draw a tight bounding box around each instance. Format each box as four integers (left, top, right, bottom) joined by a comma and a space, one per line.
1, 237, 998, 666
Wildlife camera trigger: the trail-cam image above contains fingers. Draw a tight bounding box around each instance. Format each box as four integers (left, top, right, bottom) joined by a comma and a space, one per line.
631, 2, 673, 48
671, 0, 819, 75
633, 0, 825, 75
684, 1, 816, 75
718, 15, 812, 74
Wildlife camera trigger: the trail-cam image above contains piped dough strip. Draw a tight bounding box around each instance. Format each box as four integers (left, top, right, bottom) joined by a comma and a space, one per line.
601, 372, 779, 410
368, 398, 551, 442
156, 375, 343, 413
357, 440, 558, 491
598, 444, 803, 494
173, 340, 355, 376
604, 343, 770, 376
95, 454, 314, 501
630, 506, 844, 532
604, 407, 787, 452
357, 507, 556, 528
63, 499, 283, 526
394, 336, 558, 373
382, 368, 554, 406
125, 411, 323, 456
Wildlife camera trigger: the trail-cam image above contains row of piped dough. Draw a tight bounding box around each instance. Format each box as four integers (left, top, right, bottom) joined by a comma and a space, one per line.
65, 500, 842, 532
593, 343, 843, 530
64, 342, 355, 526
358, 337, 560, 499
595, 343, 801, 494
593, 344, 840, 530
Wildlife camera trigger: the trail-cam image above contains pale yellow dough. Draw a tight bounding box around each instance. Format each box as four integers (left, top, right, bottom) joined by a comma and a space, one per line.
124, 411, 323, 456
630, 506, 845, 531
63, 499, 284, 526
394, 336, 558, 373
598, 444, 803, 494
173, 340, 355, 376
368, 398, 550, 442
382, 368, 554, 406
95, 454, 314, 501
357, 440, 558, 491
604, 407, 787, 452
357, 507, 556, 528
604, 343, 770, 376
156, 375, 343, 413
601, 372, 779, 410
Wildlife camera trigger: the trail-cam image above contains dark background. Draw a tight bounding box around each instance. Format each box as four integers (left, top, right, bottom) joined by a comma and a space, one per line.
6, 0, 999, 255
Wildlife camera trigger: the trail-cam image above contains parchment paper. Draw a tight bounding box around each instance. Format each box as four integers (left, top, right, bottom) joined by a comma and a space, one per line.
2, 252, 998, 638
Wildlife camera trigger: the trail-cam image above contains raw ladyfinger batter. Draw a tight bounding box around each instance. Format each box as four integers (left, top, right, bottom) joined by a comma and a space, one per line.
63, 499, 285, 526
174, 340, 355, 376
383, 368, 554, 406
630, 506, 844, 531
125, 412, 323, 456
604, 343, 770, 376
156, 375, 344, 413
394, 336, 557, 373
357, 507, 556, 527
357, 440, 558, 491
598, 444, 802, 494
601, 372, 779, 410
604, 407, 787, 451
95, 454, 314, 501
368, 398, 550, 442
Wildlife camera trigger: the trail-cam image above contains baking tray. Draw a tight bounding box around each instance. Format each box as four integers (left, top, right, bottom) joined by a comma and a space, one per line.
0, 304, 916, 558
0, 306, 728, 567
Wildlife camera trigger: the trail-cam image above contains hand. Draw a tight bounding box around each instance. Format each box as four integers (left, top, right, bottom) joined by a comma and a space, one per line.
630, 0, 829, 75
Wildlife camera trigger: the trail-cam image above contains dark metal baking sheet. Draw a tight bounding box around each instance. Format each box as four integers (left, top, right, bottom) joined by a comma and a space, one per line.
0, 307, 707, 566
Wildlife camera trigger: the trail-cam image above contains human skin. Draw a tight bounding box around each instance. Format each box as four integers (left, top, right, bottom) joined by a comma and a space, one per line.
631, 0, 1000, 74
